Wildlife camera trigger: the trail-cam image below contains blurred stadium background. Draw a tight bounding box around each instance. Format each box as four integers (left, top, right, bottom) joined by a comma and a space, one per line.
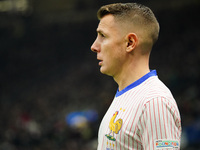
0, 0, 200, 149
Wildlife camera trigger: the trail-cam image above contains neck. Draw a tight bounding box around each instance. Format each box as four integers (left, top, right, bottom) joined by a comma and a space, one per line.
113, 56, 150, 91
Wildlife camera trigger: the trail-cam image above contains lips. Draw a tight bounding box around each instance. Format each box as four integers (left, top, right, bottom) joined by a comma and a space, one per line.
99, 61, 103, 66
97, 57, 103, 66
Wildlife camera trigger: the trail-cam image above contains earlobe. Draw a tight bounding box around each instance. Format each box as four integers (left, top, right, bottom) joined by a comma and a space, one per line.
126, 33, 138, 53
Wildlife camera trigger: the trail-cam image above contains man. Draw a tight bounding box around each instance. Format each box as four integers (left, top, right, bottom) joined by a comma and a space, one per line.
91, 3, 181, 150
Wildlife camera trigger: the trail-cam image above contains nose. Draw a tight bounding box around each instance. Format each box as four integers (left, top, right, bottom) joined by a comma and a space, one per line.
91, 39, 100, 53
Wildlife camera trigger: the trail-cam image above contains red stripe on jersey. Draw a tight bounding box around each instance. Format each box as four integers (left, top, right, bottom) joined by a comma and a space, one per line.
157, 98, 163, 139
153, 99, 158, 139
161, 97, 167, 139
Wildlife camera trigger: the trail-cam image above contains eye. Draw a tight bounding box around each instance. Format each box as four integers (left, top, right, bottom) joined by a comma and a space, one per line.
97, 31, 106, 38
99, 32, 105, 38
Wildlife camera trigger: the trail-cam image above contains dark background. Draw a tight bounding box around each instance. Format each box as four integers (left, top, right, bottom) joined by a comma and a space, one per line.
0, 0, 200, 149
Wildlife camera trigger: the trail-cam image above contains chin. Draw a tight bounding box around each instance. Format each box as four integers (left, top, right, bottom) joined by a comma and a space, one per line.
100, 67, 112, 76
100, 67, 107, 74
100, 68, 106, 74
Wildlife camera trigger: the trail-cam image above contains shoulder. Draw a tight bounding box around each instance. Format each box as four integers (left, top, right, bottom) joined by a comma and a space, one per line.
143, 76, 174, 101
139, 76, 179, 110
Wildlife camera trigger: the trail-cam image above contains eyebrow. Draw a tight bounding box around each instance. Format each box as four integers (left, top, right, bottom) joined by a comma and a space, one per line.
97, 29, 102, 33
97, 29, 106, 36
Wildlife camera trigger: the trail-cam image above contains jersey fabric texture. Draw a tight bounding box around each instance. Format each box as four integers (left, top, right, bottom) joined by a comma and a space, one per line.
97, 70, 181, 150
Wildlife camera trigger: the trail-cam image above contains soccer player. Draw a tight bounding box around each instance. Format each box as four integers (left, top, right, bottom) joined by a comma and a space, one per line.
91, 3, 181, 150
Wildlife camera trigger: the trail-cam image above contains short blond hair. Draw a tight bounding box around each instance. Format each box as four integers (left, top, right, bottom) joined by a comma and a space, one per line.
97, 3, 160, 46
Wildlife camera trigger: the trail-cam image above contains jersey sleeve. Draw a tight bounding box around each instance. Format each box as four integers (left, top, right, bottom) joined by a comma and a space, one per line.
137, 97, 181, 150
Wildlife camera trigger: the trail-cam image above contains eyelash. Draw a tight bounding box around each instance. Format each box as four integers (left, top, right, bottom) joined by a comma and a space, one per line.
99, 33, 105, 38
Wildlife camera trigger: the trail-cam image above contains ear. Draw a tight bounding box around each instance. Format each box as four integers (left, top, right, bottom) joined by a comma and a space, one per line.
126, 33, 138, 53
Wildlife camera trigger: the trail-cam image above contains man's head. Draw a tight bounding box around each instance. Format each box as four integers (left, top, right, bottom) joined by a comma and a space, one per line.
91, 3, 159, 77
97, 3, 159, 52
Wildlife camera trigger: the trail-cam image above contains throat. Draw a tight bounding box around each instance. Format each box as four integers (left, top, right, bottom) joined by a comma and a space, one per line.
115, 69, 150, 92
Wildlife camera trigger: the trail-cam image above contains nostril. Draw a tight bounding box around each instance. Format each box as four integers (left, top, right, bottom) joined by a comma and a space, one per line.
91, 38, 100, 52
91, 44, 98, 53
91, 43, 94, 51
91, 46, 96, 52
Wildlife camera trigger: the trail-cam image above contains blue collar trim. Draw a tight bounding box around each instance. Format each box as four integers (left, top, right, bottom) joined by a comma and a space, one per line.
115, 70, 157, 97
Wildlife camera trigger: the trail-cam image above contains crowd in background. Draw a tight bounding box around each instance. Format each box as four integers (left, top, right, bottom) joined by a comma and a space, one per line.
0, 2, 200, 150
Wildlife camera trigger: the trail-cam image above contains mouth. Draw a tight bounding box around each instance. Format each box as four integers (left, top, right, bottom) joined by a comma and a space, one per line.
98, 60, 103, 66
97, 57, 103, 66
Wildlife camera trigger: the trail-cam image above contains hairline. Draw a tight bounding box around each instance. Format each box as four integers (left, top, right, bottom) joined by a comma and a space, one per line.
97, 3, 160, 46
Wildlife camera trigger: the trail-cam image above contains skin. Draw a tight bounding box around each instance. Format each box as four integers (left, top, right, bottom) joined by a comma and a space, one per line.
91, 14, 151, 91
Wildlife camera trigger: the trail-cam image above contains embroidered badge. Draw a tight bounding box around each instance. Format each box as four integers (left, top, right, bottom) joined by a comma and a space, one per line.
155, 139, 179, 149
105, 111, 123, 141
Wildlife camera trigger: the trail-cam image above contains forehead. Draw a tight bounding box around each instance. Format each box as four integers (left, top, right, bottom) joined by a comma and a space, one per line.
97, 14, 118, 33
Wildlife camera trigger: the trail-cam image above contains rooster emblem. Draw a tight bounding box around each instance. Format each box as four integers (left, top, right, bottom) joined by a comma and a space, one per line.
105, 111, 123, 141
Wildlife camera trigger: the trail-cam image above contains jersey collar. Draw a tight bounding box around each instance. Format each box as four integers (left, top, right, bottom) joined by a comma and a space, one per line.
115, 70, 157, 97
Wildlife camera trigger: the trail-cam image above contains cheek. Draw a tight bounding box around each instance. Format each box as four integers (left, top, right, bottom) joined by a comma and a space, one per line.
113, 44, 126, 59
103, 39, 125, 59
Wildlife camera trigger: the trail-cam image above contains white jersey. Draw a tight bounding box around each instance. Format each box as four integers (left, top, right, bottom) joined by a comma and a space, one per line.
97, 70, 181, 150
